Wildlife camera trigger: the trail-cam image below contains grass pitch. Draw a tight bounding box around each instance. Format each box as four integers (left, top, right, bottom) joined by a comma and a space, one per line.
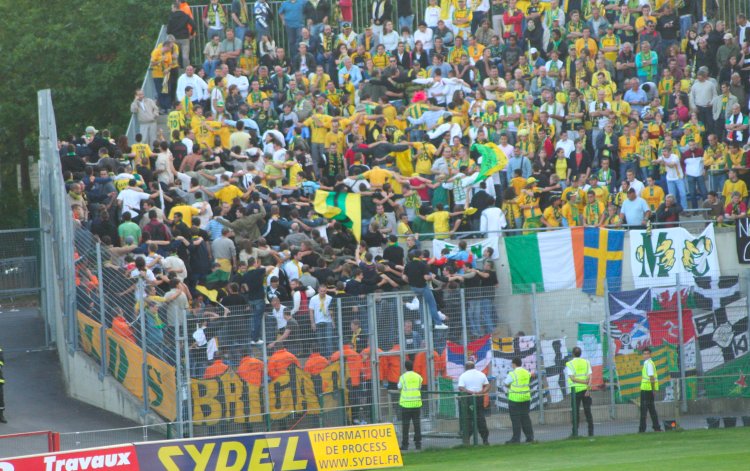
397, 427, 750, 470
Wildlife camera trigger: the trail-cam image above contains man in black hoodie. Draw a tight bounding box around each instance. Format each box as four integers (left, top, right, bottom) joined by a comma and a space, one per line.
167, 1, 196, 70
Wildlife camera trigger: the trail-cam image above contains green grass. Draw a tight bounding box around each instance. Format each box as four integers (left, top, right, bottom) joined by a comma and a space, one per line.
396, 428, 750, 470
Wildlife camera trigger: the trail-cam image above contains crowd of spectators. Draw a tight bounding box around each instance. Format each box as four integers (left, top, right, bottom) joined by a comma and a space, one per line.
64, 0, 750, 385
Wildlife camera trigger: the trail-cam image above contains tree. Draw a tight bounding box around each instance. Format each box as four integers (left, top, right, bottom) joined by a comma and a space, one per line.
0, 0, 166, 227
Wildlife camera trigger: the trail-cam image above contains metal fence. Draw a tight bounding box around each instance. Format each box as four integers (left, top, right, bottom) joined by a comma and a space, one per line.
187, 1, 430, 66
67, 227, 750, 446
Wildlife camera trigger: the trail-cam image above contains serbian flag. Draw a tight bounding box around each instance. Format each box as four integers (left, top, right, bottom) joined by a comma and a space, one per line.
445, 334, 493, 380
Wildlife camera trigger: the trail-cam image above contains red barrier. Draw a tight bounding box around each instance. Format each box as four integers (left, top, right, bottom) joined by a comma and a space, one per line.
0, 444, 139, 471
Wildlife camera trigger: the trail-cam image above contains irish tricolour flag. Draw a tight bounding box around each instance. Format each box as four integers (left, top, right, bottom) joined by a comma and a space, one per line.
505, 227, 585, 293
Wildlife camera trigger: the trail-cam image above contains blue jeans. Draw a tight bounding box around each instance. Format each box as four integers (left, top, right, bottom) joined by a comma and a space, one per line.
410, 286, 443, 327
255, 22, 269, 41
709, 172, 727, 194
202, 59, 220, 78
153, 78, 171, 111
667, 178, 688, 210
286, 25, 302, 51
234, 26, 247, 43
468, 299, 482, 337
398, 15, 414, 32
249, 298, 266, 342
315, 322, 334, 358
687, 175, 708, 209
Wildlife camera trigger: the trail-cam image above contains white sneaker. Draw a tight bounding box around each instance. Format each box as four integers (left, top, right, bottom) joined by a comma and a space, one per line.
255, 339, 265, 345
434, 324, 449, 330
249, 340, 258, 345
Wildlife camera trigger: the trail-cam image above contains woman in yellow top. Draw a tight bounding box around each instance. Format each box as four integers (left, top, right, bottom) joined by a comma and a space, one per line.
554, 148, 570, 185
396, 213, 414, 244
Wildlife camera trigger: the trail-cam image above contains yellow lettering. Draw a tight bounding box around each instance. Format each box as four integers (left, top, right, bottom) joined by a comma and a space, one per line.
215, 441, 247, 471
192, 380, 223, 425
281, 436, 308, 470
185, 443, 216, 471
249, 438, 281, 470
221, 373, 249, 424
156, 446, 184, 471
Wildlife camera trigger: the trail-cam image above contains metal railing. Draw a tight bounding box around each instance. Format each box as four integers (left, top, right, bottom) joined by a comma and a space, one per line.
126, 25, 168, 144
187, 1, 429, 65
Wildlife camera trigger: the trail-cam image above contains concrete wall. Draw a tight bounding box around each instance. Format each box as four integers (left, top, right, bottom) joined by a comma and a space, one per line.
54, 311, 163, 427
492, 230, 746, 346
63, 351, 164, 426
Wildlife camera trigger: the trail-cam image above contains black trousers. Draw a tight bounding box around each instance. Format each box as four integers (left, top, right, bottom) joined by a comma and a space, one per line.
401, 406, 421, 447
0, 382, 4, 410
573, 390, 594, 436
639, 390, 661, 432
508, 400, 534, 442
461, 397, 489, 443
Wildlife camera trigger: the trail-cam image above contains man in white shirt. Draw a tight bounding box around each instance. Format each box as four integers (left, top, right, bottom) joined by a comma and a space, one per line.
555, 130, 576, 158
480, 198, 507, 236
682, 139, 707, 209
457, 361, 490, 445
117, 180, 158, 219
625, 168, 645, 194
176, 65, 209, 103
309, 285, 334, 357
414, 21, 434, 51
656, 147, 688, 210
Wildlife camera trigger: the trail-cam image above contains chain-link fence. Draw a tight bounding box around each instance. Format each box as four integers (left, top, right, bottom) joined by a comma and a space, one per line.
67, 222, 750, 447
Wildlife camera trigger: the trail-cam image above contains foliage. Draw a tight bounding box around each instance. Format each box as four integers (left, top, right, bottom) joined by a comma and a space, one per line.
0, 0, 166, 224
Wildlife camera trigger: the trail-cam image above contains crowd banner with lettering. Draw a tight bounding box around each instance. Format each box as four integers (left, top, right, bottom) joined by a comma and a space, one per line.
191, 363, 351, 425
77, 312, 177, 421
0, 445, 139, 471
134, 424, 403, 471
432, 237, 500, 261
629, 224, 720, 289
736, 218, 750, 263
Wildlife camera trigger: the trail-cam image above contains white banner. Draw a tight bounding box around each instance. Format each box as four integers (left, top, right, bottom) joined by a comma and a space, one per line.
432, 237, 500, 261
629, 224, 720, 289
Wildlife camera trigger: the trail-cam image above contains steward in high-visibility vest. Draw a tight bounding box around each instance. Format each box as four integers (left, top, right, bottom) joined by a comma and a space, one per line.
638, 347, 662, 432
397, 360, 423, 450
503, 357, 534, 443
566, 346, 594, 436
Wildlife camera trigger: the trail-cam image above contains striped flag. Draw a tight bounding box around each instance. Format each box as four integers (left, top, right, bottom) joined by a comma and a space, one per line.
492, 336, 544, 410
313, 190, 362, 241
614, 346, 673, 401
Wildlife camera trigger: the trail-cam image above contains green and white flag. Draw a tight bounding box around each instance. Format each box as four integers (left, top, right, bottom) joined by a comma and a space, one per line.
432, 237, 500, 261
577, 322, 604, 388
629, 224, 720, 289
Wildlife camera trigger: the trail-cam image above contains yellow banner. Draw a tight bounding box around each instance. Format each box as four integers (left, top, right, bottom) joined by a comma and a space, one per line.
191, 363, 351, 425
77, 312, 177, 420
308, 424, 402, 470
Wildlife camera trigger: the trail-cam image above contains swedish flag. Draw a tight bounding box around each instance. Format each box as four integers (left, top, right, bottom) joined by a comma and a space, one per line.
583, 227, 625, 296
313, 190, 362, 241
